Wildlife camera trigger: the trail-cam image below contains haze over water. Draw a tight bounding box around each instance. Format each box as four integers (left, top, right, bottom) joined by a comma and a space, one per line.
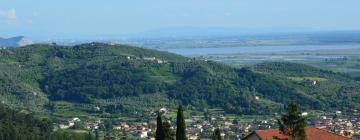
163, 44, 360, 56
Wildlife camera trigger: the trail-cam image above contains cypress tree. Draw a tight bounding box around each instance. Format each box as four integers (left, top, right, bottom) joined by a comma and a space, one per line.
86, 131, 93, 140
212, 128, 222, 140
156, 113, 165, 140
276, 101, 307, 140
95, 129, 99, 140
176, 105, 187, 140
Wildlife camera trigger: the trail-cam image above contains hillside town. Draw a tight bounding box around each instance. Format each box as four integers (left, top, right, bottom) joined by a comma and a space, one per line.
56, 108, 360, 140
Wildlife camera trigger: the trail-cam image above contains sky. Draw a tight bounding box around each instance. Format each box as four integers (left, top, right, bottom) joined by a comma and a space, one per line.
1, 0, 360, 40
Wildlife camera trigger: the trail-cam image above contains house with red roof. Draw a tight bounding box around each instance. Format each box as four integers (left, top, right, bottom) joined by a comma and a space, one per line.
243, 128, 354, 140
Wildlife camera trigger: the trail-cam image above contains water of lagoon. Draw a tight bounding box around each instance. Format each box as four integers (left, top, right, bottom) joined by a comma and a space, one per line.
162, 44, 360, 56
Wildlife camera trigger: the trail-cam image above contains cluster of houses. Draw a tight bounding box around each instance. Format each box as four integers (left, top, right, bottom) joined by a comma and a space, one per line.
311, 114, 360, 137
112, 122, 152, 138
126, 55, 168, 64
60, 118, 153, 138
59, 117, 81, 129
186, 113, 357, 140
84, 119, 102, 130
185, 115, 278, 140
56, 110, 359, 140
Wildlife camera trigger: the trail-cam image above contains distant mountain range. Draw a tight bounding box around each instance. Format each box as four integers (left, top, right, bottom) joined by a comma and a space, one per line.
0, 36, 33, 47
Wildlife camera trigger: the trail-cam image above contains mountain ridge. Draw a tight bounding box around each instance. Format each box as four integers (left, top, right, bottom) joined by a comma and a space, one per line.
0, 36, 33, 47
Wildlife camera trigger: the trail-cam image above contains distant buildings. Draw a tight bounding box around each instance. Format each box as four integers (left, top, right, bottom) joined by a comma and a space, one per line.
54, 110, 359, 139
59, 117, 81, 129
126, 55, 168, 64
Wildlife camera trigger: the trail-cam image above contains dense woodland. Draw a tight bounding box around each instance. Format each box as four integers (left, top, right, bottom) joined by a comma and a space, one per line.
0, 104, 52, 140
0, 43, 359, 117
0, 104, 97, 140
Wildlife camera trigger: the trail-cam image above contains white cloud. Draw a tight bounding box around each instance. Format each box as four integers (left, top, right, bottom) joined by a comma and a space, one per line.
0, 8, 17, 20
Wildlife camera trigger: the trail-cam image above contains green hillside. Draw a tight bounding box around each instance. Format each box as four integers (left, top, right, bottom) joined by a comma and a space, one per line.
0, 43, 359, 118
251, 62, 360, 110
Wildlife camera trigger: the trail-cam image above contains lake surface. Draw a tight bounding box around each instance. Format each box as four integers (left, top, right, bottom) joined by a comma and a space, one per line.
161, 44, 360, 56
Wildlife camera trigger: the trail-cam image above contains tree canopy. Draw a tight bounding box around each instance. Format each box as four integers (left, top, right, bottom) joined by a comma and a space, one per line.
276, 101, 307, 140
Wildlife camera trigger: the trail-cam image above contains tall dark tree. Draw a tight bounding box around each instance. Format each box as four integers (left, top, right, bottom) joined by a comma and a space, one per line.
212, 128, 222, 140
95, 129, 99, 140
85, 131, 94, 140
176, 105, 187, 140
276, 101, 307, 140
163, 121, 175, 140
156, 113, 165, 140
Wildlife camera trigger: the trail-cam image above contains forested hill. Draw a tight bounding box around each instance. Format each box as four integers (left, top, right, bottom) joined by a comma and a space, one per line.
0, 104, 52, 140
250, 62, 360, 111
0, 43, 359, 116
0, 104, 94, 140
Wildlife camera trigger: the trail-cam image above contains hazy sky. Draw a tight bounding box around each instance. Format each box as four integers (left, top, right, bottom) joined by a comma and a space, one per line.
1, 0, 360, 39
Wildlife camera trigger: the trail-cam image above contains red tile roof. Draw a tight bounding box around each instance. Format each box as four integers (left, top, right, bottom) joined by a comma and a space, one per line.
250, 128, 354, 140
